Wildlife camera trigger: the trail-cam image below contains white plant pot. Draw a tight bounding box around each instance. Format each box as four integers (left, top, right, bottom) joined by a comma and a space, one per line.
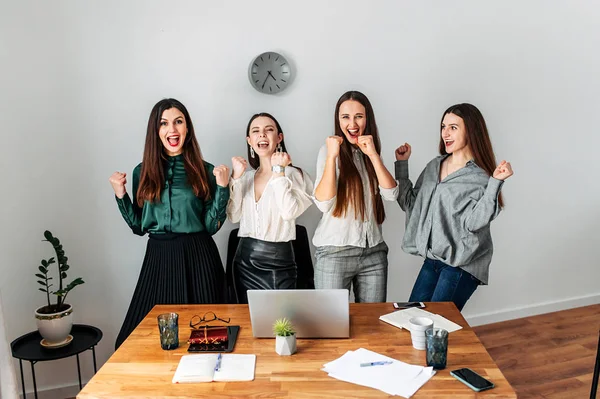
35, 304, 73, 344
275, 334, 297, 356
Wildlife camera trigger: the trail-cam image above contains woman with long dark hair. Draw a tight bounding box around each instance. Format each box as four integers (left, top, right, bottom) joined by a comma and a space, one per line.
227, 113, 313, 303
313, 91, 398, 303
109, 98, 230, 348
395, 103, 513, 311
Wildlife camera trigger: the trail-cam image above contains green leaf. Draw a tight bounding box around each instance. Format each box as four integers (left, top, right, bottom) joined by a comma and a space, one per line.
62, 256, 68, 262
48, 258, 55, 264
61, 272, 67, 278
35, 273, 46, 279
37, 280, 46, 285
60, 264, 70, 272
38, 288, 47, 293
38, 266, 47, 274
41, 259, 48, 267
64, 278, 84, 291
43, 230, 53, 241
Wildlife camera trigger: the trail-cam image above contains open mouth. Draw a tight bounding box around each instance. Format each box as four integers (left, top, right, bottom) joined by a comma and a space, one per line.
167, 135, 181, 147
257, 140, 269, 149
445, 140, 454, 148
347, 129, 360, 141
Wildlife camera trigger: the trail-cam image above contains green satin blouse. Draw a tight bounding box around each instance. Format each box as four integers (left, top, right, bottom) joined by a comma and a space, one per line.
115, 155, 229, 236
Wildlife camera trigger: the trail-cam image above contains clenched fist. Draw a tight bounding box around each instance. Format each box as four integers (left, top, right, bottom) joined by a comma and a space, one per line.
109, 172, 127, 199
271, 151, 291, 168
395, 143, 412, 161
357, 135, 377, 157
326, 136, 344, 160
213, 165, 230, 187
231, 156, 248, 180
493, 160, 513, 181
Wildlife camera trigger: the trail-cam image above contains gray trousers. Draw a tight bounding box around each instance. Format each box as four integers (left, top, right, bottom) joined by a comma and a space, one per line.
314, 242, 388, 303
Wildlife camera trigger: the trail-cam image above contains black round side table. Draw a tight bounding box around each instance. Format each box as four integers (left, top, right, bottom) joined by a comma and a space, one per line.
10, 324, 103, 399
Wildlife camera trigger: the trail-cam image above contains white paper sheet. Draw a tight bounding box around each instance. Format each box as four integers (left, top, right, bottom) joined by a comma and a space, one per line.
322, 348, 435, 398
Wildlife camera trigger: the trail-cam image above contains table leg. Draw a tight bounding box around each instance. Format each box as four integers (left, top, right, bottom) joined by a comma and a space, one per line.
30, 361, 38, 399
19, 359, 25, 399
92, 346, 97, 373
76, 353, 82, 390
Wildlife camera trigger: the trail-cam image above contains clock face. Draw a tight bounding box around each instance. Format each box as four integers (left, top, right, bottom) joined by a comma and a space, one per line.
248, 52, 291, 94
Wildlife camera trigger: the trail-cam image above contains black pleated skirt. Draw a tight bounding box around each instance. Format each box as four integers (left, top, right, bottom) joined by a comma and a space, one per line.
232, 237, 297, 304
115, 232, 225, 349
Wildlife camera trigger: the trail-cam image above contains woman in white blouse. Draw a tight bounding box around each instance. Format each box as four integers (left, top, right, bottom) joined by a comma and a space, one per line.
227, 113, 314, 303
313, 91, 398, 302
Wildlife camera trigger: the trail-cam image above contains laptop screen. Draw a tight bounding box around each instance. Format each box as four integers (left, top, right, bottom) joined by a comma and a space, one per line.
247, 289, 350, 338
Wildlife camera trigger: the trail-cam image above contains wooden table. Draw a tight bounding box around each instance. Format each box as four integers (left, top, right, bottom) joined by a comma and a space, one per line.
78, 303, 516, 398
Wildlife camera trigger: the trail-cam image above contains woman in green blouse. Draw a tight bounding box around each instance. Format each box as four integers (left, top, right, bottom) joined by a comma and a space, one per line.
109, 98, 230, 349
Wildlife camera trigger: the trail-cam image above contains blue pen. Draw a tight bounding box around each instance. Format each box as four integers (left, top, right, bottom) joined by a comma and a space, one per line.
215, 353, 222, 372
360, 360, 393, 367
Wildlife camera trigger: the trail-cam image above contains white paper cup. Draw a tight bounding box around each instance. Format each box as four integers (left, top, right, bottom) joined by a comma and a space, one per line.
409, 317, 433, 350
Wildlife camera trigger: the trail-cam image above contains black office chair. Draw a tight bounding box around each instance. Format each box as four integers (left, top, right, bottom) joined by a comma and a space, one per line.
225, 225, 314, 304
591, 329, 600, 398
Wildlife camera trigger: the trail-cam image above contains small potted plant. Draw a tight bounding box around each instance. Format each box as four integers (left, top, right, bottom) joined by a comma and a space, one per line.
273, 317, 296, 356
34, 230, 84, 346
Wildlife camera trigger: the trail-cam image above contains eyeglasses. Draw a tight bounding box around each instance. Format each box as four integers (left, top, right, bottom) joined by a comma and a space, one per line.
189, 311, 230, 329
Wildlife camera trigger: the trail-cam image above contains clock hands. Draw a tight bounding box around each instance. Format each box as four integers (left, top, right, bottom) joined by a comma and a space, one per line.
261, 74, 269, 89
261, 71, 277, 90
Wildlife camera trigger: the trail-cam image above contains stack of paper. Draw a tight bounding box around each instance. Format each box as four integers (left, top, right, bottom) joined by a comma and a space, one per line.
322, 348, 435, 398
379, 308, 462, 333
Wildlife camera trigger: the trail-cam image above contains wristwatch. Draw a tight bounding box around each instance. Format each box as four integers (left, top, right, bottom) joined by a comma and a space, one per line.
272, 165, 285, 174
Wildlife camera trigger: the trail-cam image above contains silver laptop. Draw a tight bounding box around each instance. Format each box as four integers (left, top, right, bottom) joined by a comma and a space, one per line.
247, 289, 350, 338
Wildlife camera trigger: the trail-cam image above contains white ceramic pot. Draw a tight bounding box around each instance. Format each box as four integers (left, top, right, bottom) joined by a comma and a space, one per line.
35, 304, 73, 344
275, 334, 297, 356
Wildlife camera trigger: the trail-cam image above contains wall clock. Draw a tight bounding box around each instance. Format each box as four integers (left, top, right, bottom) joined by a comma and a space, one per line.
248, 51, 291, 94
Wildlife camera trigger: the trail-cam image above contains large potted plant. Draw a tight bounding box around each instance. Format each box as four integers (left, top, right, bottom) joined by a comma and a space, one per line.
34, 230, 84, 346
273, 317, 296, 356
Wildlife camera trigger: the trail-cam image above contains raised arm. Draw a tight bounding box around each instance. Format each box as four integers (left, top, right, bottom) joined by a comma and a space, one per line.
357, 136, 397, 190
394, 143, 419, 212
112, 165, 145, 236
314, 137, 342, 203
203, 163, 230, 235
226, 157, 247, 224
271, 167, 314, 221
313, 137, 342, 213
464, 160, 513, 232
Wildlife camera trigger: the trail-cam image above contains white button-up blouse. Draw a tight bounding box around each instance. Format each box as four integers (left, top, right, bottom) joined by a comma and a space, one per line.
227, 167, 314, 242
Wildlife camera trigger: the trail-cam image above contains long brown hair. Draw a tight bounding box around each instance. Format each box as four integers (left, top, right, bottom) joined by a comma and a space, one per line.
332, 91, 385, 224
439, 103, 504, 208
137, 98, 210, 206
245, 112, 302, 175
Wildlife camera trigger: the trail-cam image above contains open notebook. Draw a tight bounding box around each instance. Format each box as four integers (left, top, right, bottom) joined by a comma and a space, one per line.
172, 354, 256, 383
379, 307, 462, 333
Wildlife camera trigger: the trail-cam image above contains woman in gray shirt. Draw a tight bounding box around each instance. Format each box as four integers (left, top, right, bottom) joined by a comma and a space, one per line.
394, 103, 513, 311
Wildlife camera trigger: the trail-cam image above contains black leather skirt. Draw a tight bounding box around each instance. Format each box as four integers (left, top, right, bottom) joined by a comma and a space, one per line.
233, 237, 297, 304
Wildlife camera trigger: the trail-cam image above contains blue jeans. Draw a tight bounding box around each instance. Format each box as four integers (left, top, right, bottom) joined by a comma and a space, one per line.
408, 258, 479, 311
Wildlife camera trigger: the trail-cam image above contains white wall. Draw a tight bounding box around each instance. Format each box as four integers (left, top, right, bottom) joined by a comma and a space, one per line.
1, 0, 599, 395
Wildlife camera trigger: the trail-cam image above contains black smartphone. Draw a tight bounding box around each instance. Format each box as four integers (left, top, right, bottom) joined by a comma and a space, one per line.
393, 302, 425, 309
450, 368, 494, 392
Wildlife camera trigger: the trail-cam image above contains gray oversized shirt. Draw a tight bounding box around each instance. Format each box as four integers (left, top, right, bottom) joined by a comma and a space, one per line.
395, 156, 504, 284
